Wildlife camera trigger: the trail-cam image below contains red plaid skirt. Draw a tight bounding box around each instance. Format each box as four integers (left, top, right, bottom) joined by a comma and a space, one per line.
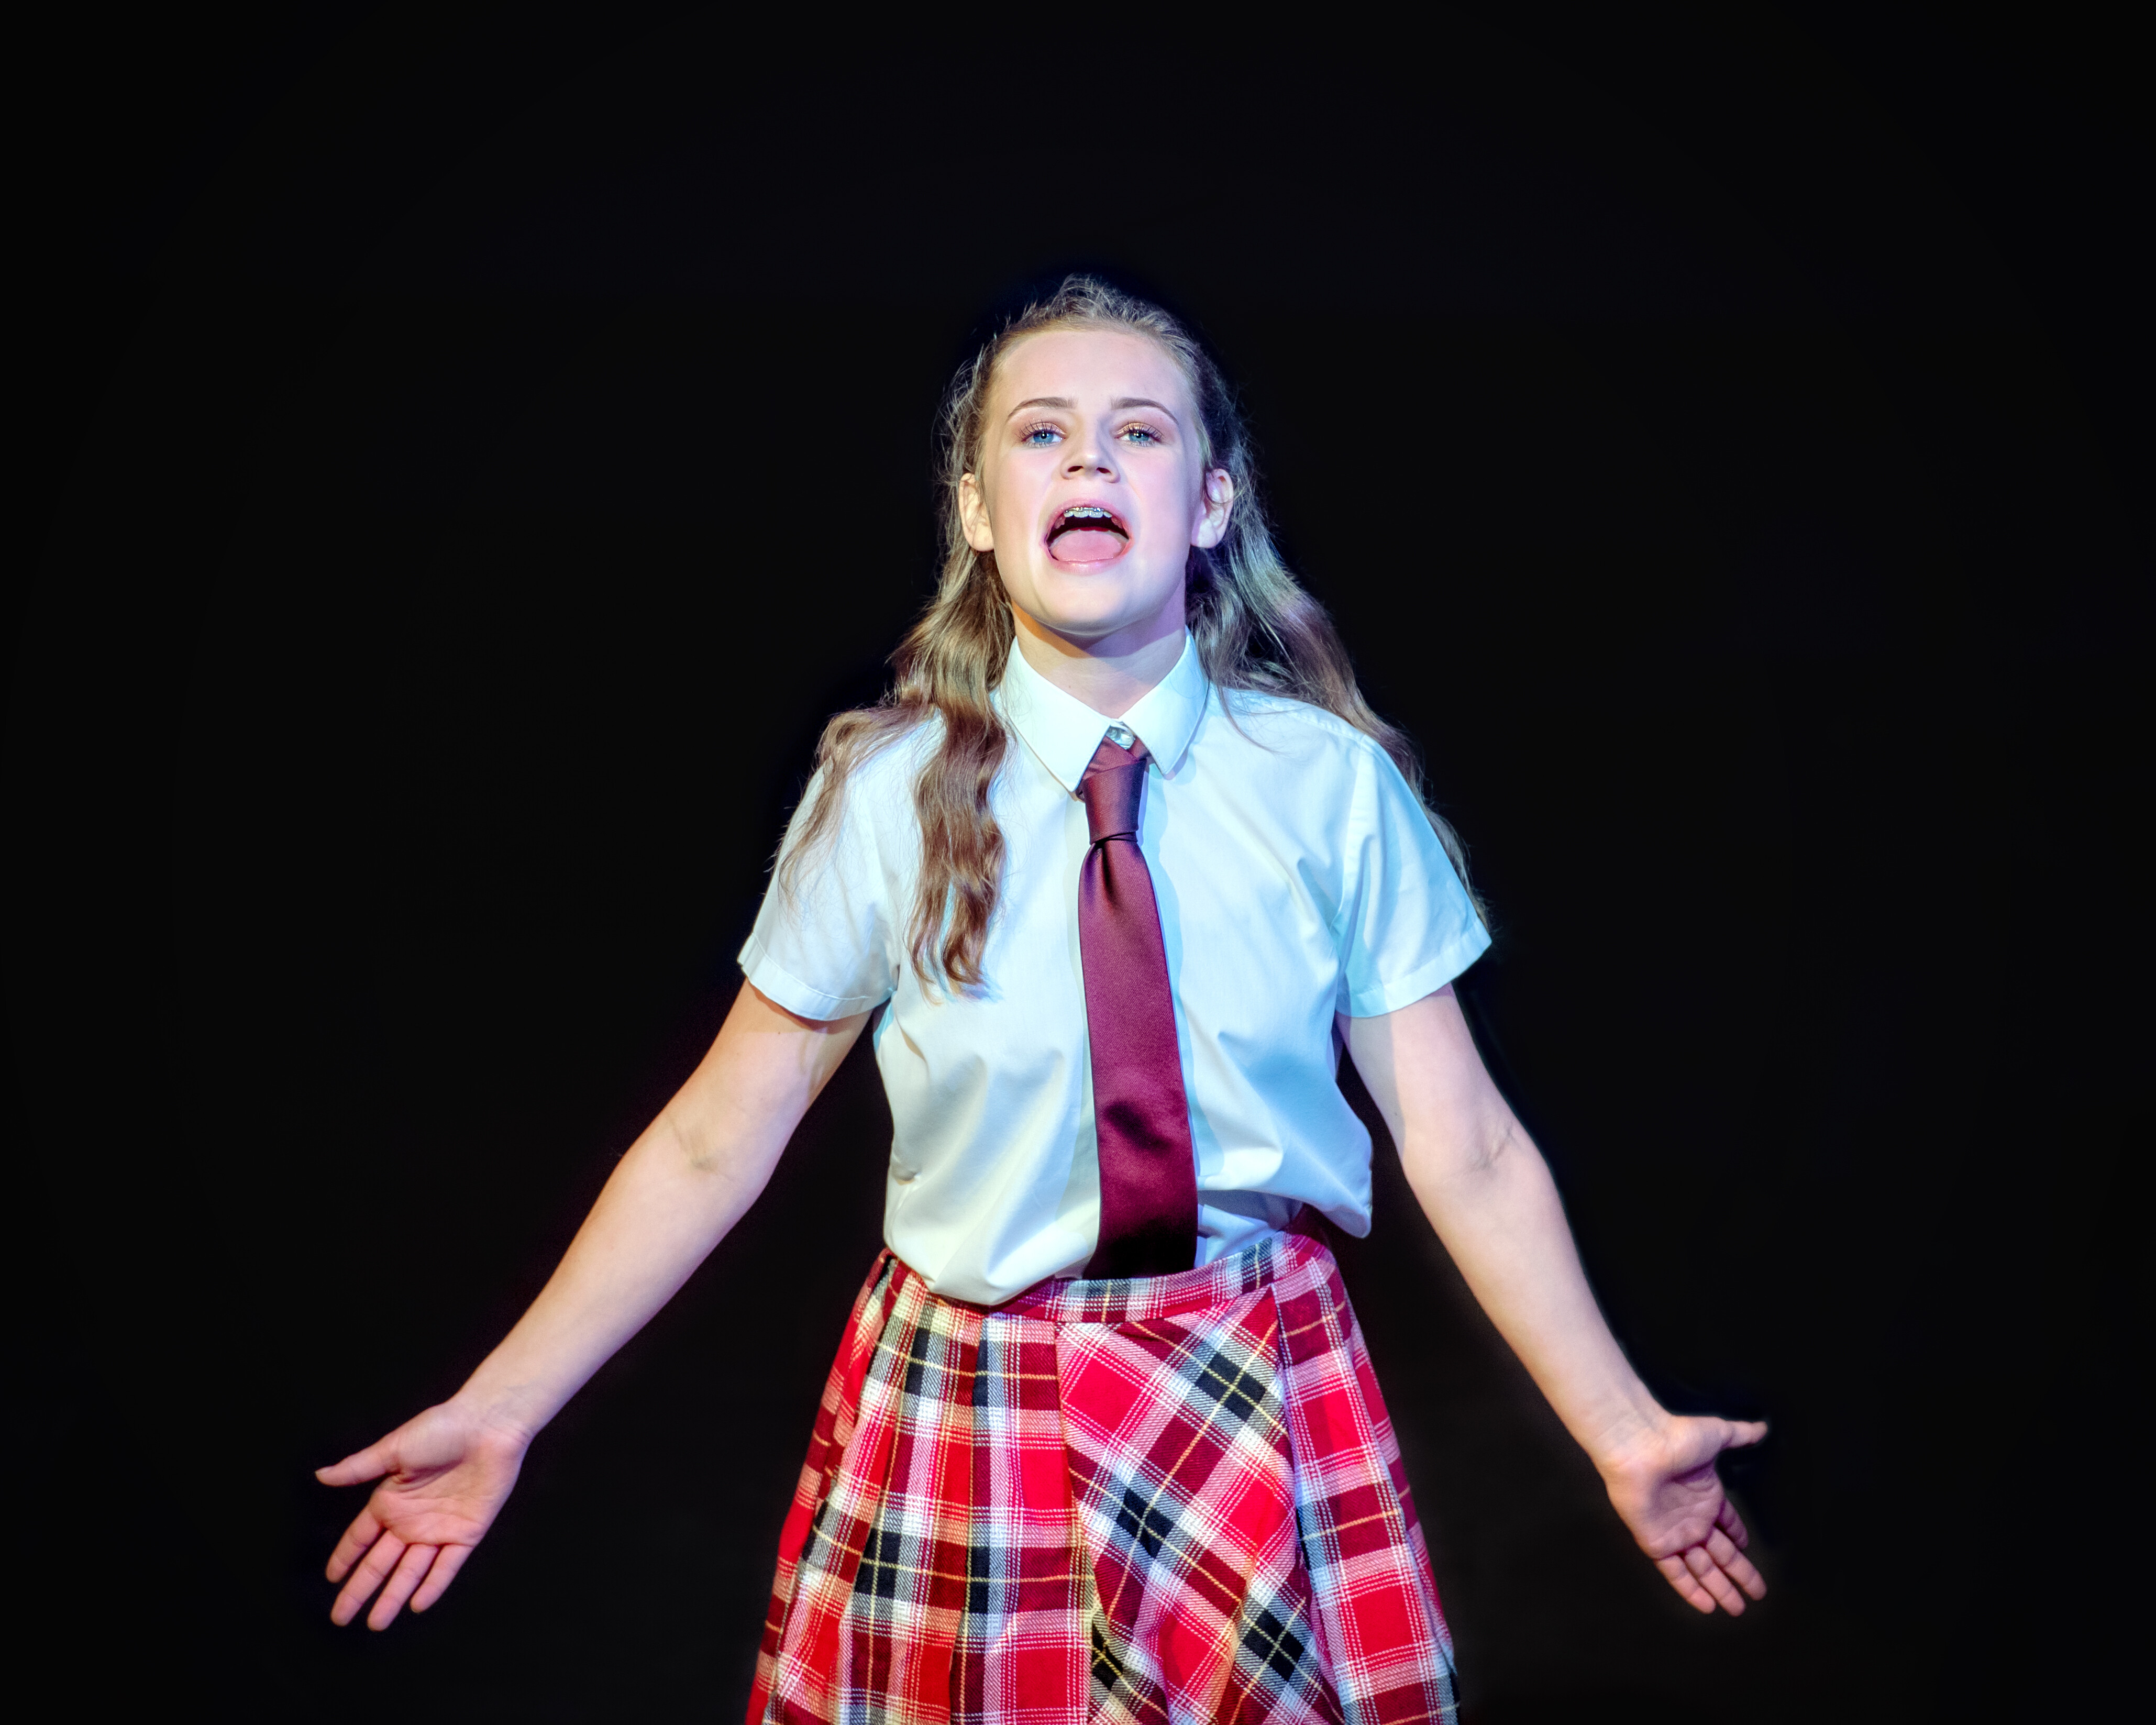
749, 1226, 1456, 1725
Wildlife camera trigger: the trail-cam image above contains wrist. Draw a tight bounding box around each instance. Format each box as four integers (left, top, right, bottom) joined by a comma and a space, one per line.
1580, 1397, 1674, 1478
446, 1373, 553, 1452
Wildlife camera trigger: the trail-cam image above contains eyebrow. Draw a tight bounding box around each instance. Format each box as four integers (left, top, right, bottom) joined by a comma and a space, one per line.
1004, 395, 1184, 426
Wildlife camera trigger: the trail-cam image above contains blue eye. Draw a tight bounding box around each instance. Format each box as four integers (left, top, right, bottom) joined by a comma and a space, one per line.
1118, 424, 1162, 444
1021, 424, 1063, 446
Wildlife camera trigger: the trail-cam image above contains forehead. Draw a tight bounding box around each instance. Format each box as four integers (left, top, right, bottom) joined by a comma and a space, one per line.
992, 326, 1192, 415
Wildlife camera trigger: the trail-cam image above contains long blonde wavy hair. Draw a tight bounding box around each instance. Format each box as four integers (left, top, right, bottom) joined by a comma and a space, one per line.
782, 275, 1474, 990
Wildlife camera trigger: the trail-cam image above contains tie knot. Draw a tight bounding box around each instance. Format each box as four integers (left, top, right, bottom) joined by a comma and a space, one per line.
1080, 734, 1149, 844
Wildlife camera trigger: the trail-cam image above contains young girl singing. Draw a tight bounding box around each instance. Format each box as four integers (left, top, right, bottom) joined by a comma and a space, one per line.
320, 277, 1767, 1724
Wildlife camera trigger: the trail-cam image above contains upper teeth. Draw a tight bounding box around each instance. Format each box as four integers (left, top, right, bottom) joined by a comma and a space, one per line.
1065, 506, 1113, 521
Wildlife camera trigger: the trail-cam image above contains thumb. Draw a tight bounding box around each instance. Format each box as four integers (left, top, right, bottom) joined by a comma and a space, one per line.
1720, 1419, 1769, 1452
316, 1438, 398, 1487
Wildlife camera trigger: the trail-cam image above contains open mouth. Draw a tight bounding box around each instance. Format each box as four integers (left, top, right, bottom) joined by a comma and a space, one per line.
1045, 502, 1130, 564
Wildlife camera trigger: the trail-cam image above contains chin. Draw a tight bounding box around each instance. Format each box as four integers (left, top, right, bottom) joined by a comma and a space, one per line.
1038, 566, 1176, 609
1041, 593, 1165, 637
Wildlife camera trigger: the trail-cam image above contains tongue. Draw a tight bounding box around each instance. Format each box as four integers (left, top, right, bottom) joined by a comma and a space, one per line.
1051, 529, 1126, 563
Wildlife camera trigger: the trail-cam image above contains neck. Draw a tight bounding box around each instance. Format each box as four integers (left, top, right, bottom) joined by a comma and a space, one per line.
1009, 591, 1187, 719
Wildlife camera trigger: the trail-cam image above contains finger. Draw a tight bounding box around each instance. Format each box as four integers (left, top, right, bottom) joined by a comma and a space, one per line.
317, 1439, 398, 1488
410, 1543, 471, 1613
1704, 1528, 1768, 1599
325, 1508, 382, 1583
1715, 1496, 1750, 1549
1684, 1544, 1748, 1616
1721, 1543, 1768, 1601
331, 1532, 404, 1627
1656, 1553, 1717, 1615
367, 1542, 437, 1631
1723, 1419, 1768, 1451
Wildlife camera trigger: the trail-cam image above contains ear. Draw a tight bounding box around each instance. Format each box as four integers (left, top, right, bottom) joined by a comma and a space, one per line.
958, 471, 996, 552
1192, 468, 1235, 549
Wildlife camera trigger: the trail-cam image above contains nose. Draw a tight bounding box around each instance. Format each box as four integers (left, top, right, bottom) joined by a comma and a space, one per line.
1064, 425, 1119, 478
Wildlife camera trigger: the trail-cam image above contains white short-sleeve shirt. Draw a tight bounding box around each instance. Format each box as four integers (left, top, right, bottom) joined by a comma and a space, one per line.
740, 632, 1489, 1306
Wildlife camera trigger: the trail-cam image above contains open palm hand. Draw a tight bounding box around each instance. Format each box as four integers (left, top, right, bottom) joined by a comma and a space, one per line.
317, 1403, 529, 1629
1599, 1414, 1768, 1615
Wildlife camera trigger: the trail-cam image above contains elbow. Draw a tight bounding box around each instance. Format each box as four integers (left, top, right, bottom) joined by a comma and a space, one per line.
1402, 1109, 1533, 1189
1468, 1114, 1530, 1177
656, 1105, 726, 1178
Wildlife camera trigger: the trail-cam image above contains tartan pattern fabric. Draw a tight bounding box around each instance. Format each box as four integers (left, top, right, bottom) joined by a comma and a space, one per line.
750, 1229, 1456, 1725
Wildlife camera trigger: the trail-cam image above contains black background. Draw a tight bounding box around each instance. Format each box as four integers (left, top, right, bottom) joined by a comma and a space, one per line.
12, 6, 2146, 1721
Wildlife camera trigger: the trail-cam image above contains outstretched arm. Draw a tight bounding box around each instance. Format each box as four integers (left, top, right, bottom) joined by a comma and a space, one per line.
1343, 986, 1767, 1616
316, 981, 869, 1629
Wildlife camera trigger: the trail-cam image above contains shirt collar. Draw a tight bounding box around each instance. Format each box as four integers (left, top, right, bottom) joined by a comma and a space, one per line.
998, 629, 1208, 795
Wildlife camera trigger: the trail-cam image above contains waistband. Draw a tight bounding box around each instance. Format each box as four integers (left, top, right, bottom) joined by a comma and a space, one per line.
964, 1210, 1333, 1328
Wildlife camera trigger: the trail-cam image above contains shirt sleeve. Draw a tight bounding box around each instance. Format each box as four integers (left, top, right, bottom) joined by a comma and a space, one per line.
1335, 740, 1491, 1017
737, 764, 899, 1020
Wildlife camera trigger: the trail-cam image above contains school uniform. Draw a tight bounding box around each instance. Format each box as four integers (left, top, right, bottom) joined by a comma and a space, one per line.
742, 632, 1488, 1725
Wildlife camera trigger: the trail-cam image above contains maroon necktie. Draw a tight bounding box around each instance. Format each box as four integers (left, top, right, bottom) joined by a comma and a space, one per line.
1078, 734, 1198, 1279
